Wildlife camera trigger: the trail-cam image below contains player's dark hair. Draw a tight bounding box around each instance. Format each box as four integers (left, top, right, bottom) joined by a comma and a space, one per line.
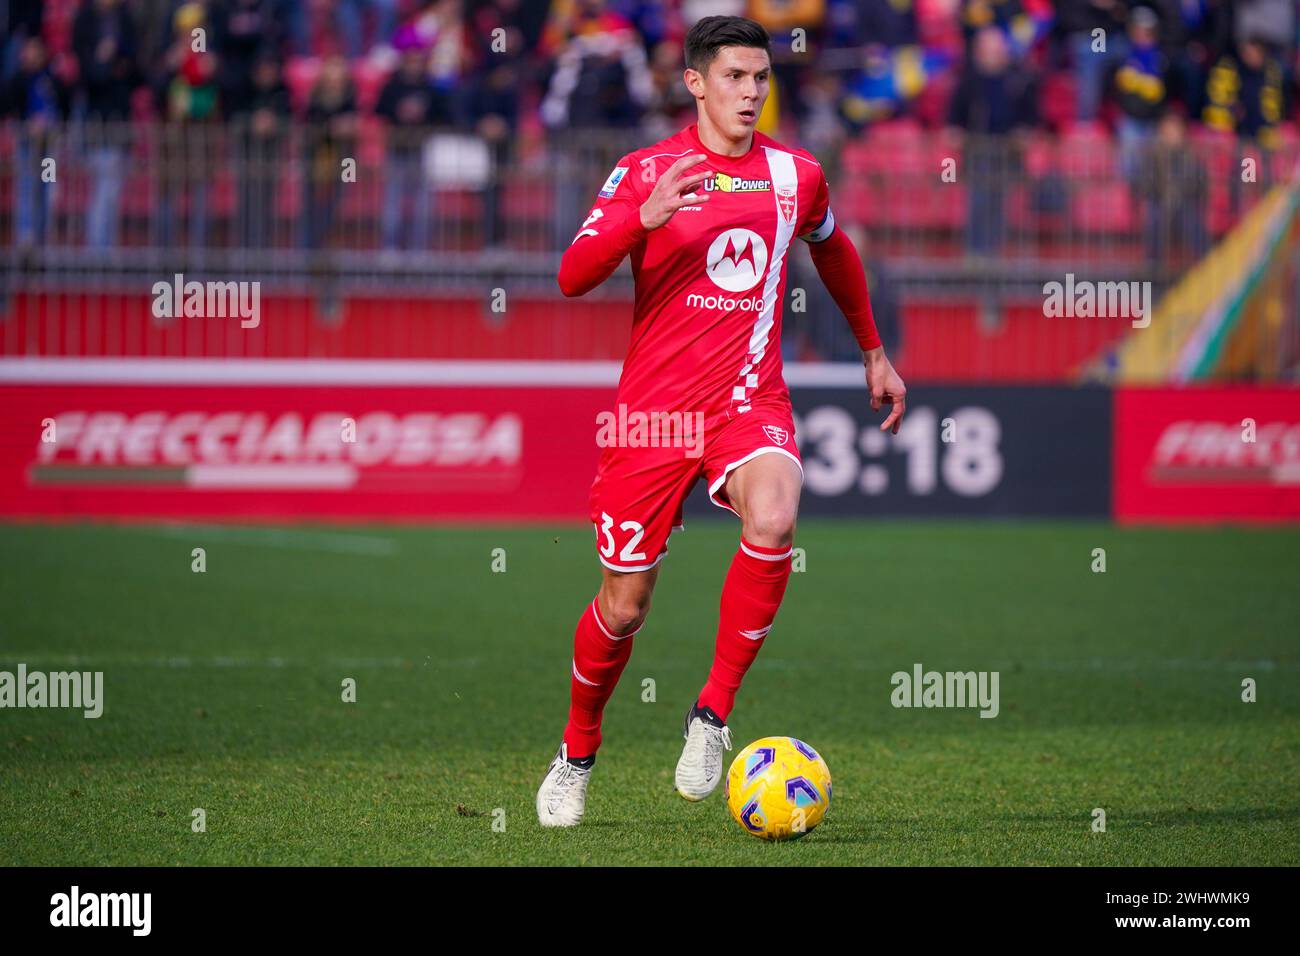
684, 16, 771, 75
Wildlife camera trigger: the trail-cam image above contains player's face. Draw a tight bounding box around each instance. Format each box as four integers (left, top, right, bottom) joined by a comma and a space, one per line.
689, 46, 771, 142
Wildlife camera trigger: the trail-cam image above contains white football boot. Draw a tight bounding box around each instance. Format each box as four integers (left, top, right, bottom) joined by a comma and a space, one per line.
536, 743, 594, 827
674, 701, 732, 801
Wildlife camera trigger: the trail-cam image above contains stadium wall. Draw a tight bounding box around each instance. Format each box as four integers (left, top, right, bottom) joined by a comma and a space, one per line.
2, 361, 1296, 523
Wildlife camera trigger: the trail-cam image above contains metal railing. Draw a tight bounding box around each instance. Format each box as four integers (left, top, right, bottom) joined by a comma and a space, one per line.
5, 120, 1287, 264
2, 119, 1296, 378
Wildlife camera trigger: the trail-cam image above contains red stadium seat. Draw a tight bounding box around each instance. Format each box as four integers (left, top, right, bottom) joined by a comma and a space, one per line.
352, 60, 391, 113
502, 175, 554, 219
276, 170, 303, 218
210, 168, 236, 217
283, 58, 322, 114
1020, 132, 1057, 177
1059, 122, 1116, 178
1070, 179, 1134, 233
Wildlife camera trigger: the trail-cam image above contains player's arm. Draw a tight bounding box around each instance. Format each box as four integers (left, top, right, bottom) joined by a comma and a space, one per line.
800, 170, 907, 434
558, 153, 712, 297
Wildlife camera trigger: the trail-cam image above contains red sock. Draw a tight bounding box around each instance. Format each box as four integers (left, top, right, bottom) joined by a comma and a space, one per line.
563, 597, 640, 759
698, 537, 793, 721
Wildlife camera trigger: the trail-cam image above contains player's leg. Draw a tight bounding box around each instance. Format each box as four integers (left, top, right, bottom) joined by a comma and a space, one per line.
700, 449, 801, 714
565, 563, 660, 761
721, 448, 803, 547
538, 564, 660, 828
676, 406, 803, 801
539, 445, 694, 827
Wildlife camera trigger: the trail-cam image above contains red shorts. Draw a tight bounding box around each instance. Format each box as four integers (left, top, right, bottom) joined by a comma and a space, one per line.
588, 397, 802, 572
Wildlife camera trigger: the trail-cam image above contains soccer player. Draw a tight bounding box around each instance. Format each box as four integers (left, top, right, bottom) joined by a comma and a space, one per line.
537, 15, 906, 826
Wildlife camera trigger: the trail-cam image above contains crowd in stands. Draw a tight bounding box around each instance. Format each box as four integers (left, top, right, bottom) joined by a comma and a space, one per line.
3, 0, 1298, 253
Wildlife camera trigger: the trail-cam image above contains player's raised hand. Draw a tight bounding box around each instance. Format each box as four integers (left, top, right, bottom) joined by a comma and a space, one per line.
639, 154, 712, 231
864, 346, 907, 434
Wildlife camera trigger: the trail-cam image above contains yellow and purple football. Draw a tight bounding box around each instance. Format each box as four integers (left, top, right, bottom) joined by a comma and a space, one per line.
724, 736, 832, 840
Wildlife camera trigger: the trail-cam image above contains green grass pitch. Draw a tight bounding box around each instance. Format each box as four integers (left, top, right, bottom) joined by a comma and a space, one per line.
1, 519, 1297, 866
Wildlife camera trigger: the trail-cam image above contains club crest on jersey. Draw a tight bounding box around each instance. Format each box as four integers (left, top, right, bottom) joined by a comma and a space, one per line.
763, 425, 789, 446
705, 228, 768, 293
598, 166, 628, 198
776, 186, 797, 224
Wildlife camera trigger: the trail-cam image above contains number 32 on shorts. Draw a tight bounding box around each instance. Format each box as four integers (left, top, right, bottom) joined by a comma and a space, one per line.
597, 512, 648, 563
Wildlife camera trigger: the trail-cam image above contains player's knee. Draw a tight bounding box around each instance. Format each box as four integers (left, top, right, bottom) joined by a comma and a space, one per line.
743, 505, 797, 549
600, 590, 652, 637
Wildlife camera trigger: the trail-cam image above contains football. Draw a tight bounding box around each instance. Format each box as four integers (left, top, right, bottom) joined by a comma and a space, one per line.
724, 736, 832, 840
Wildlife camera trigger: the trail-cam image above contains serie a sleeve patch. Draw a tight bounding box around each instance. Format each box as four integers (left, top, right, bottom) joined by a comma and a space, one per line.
598, 166, 629, 198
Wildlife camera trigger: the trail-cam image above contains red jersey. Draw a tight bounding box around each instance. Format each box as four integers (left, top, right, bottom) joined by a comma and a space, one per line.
561, 124, 838, 427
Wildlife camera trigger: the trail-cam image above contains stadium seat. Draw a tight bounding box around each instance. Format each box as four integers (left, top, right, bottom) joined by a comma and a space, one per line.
1070, 179, 1135, 233
283, 58, 322, 114
1059, 122, 1116, 178
352, 60, 391, 114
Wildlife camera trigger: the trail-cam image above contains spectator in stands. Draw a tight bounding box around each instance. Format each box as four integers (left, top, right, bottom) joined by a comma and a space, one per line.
540, 0, 653, 129
1057, 0, 1131, 122
616, 0, 684, 51
1236, 37, 1290, 147
376, 35, 449, 251
1113, 6, 1168, 180
641, 38, 696, 141
962, 0, 1053, 59
230, 53, 291, 249
466, 0, 532, 120
409, 0, 470, 90
1203, 35, 1290, 149
748, 0, 826, 122
540, 0, 653, 249
301, 53, 358, 249
948, 25, 1038, 255
1133, 109, 1207, 265
838, 42, 952, 130
4, 0, 45, 82
1162, 0, 1233, 120
73, 0, 140, 249
848, 0, 919, 50
132, 1, 176, 69
472, 0, 551, 58
5, 37, 67, 249
154, 2, 221, 250
801, 71, 847, 157
274, 0, 313, 56
1232, 0, 1297, 58
216, 0, 285, 114
466, 0, 529, 247
336, 0, 402, 59
287, 0, 397, 59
